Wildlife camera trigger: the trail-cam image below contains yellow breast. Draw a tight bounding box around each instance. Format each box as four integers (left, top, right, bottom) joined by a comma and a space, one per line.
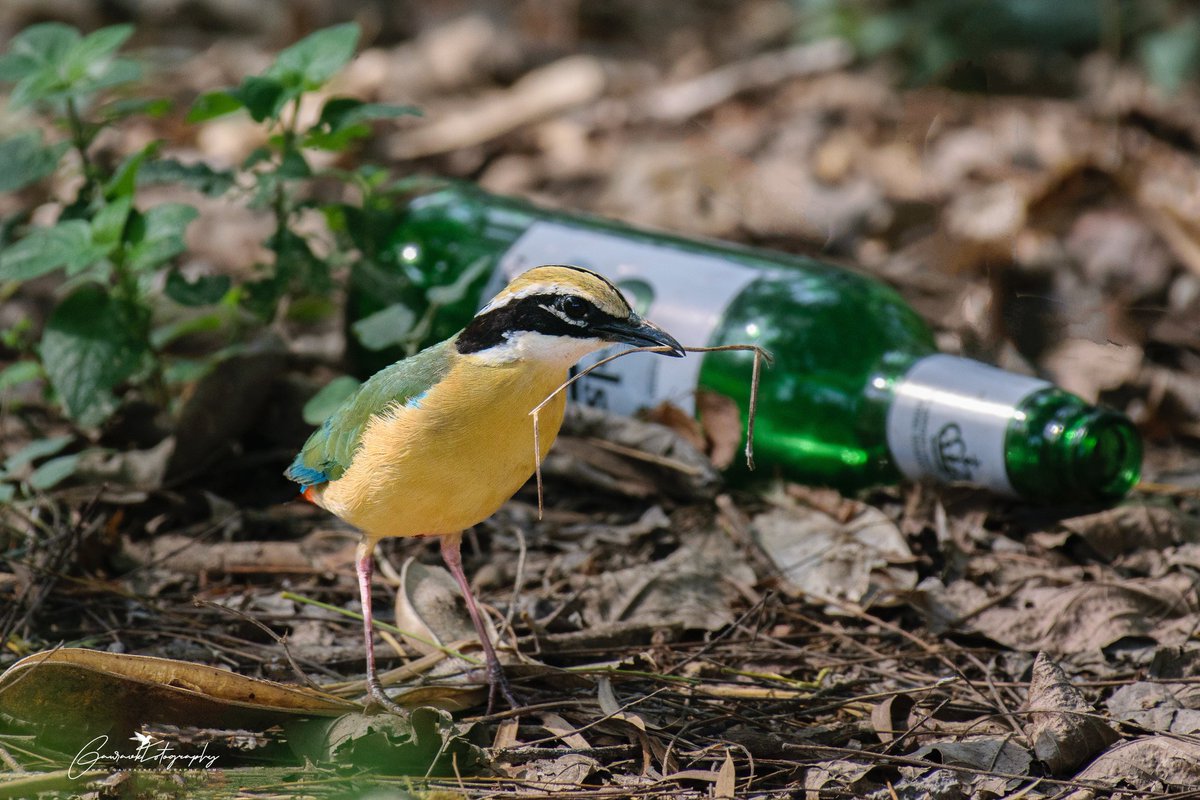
319, 359, 568, 540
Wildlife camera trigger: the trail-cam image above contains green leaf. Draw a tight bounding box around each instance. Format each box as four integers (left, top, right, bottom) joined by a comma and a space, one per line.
1139, 18, 1200, 95
303, 375, 360, 425
187, 90, 244, 123
268, 23, 360, 89
100, 96, 172, 122
425, 255, 493, 306
277, 148, 311, 178
125, 203, 199, 272
150, 311, 225, 349
73, 24, 132, 62
0, 132, 69, 191
240, 274, 285, 319
29, 453, 82, 490
0, 483, 14, 504
164, 269, 232, 306
106, 142, 161, 199
90, 195, 134, 252
0, 220, 104, 281
0, 23, 80, 80
351, 302, 418, 351
40, 285, 148, 426
234, 75, 288, 122
3, 435, 73, 473
0, 360, 42, 391
305, 97, 420, 150
138, 158, 235, 197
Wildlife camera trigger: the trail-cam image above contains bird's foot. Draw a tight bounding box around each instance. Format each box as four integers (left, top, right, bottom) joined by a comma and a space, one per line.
364, 675, 408, 716
486, 659, 521, 715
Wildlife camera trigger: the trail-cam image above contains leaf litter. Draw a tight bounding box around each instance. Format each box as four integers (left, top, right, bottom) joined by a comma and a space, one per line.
4, 2, 1200, 798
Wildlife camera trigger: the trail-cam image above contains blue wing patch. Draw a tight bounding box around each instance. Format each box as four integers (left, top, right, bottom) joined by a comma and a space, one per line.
286, 458, 328, 488
405, 389, 429, 409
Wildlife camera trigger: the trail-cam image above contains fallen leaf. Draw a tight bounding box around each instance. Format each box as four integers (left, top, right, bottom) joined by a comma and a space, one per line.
1106, 681, 1200, 735
752, 498, 916, 607
287, 706, 483, 775
925, 571, 1199, 653
1023, 652, 1119, 775
1052, 504, 1195, 562
394, 556, 493, 655
0, 648, 355, 751
715, 748, 736, 798
695, 390, 742, 469
911, 736, 1032, 775
580, 532, 755, 631
1077, 736, 1200, 790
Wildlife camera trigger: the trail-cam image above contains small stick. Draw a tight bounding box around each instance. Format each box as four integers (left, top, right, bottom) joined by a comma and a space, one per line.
529, 343, 772, 518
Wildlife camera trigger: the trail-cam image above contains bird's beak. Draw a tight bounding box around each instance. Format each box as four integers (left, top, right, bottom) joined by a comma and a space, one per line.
596, 315, 686, 358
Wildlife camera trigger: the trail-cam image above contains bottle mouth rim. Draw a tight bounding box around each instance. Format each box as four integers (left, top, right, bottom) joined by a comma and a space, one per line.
1064, 410, 1142, 501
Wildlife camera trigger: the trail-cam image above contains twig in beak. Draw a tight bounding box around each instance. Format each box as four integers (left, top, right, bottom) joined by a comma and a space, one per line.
529, 343, 773, 518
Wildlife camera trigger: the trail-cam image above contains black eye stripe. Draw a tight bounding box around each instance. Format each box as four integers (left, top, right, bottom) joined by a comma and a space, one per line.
457, 293, 620, 354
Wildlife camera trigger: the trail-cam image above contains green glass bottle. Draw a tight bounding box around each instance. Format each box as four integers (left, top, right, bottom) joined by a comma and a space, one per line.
348, 180, 1141, 504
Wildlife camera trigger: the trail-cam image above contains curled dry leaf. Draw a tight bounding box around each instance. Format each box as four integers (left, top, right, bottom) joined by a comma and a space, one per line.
395, 556, 494, 656
1023, 652, 1119, 775
0, 648, 355, 751
695, 390, 743, 470
871, 692, 916, 744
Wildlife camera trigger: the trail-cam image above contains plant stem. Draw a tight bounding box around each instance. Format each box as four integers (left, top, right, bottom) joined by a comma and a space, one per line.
64, 97, 98, 199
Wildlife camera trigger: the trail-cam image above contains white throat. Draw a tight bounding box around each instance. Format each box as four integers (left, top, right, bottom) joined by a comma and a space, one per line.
468, 331, 608, 366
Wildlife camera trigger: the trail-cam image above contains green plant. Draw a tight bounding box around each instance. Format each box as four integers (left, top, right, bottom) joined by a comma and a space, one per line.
0, 23, 202, 425
0, 21, 418, 441
793, 0, 1200, 92
187, 23, 418, 323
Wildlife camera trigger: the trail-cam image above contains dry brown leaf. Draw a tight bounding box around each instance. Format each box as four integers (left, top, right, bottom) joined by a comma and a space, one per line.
1076, 736, 1200, 790
752, 498, 916, 607
1106, 681, 1200, 735
395, 557, 492, 655
0, 648, 355, 749
1056, 505, 1196, 562
928, 572, 1199, 653
871, 693, 916, 743
1023, 652, 1119, 775
580, 531, 754, 631
696, 390, 742, 470
715, 748, 737, 798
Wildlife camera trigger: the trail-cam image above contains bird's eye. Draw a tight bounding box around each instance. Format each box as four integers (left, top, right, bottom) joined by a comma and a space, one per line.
559, 296, 588, 321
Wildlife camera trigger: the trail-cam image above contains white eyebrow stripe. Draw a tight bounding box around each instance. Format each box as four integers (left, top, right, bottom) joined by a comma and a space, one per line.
479, 282, 574, 314
538, 303, 588, 326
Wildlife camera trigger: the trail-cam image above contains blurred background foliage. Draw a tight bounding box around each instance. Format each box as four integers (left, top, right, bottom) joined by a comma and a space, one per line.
795, 0, 1200, 92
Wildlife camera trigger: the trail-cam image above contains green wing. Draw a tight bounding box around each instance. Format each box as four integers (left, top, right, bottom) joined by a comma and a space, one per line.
285, 339, 454, 486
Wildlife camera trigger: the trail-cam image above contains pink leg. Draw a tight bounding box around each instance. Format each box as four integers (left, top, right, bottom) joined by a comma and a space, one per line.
440, 532, 518, 712
356, 538, 405, 714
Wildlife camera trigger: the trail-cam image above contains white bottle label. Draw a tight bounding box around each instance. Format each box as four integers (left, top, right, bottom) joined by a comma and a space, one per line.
886, 355, 1051, 494
488, 221, 759, 414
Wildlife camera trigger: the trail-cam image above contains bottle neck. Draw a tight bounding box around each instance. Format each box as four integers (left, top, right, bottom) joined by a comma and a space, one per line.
886, 355, 1051, 495
1005, 392, 1142, 504
884, 354, 1141, 503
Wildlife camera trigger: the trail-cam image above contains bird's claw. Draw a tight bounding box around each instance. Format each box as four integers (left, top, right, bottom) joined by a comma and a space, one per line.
486, 660, 521, 715
365, 676, 408, 716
